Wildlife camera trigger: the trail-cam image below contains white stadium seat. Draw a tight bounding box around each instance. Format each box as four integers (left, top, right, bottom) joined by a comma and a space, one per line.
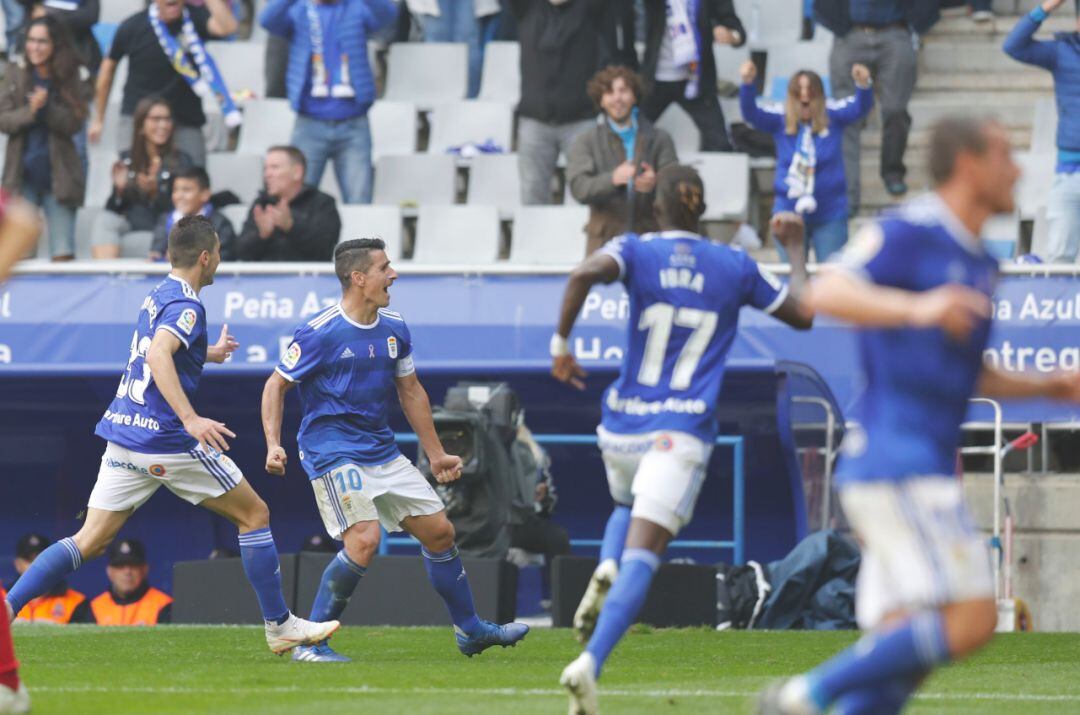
85, 149, 116, 208
478, 41, 521, 104
764, 42, 831, 99
683, 152, 750, 221
221, 204, 250, 234
338, 205, 404, 261
372, 154, 457, 206
205, 41, 267, 98
655, 103, 700, 158
1031, 97, 1057, 155
735, 0, 803, 47
73, 207, 103, 260
427, 101, 514, 155
369, 101, 419, 160
467, 153, 522, 219
383, 42, 468, 110
206, 152, 265, 205
712, 43, 752, 86
413, 205, 500, 264
237, 98, 295, 154
1014, 152, 1055, 220
509, 206, 590, 265
102, 0, 144, 24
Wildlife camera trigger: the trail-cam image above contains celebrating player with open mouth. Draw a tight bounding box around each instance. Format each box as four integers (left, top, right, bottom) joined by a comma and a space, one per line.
4, 215, 340, 656
758, 118, 1080, 714
551, 165, 812, 714
260, 238, 529, 663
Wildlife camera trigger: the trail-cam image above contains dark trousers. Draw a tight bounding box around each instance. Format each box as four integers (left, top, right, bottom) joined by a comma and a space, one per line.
829, 26, 917, 210
510, 515, 571, 600
642, 81, 733, 152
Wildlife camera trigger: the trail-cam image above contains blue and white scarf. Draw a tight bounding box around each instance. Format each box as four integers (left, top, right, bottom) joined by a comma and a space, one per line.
148, 3, 242, 128
305, 1, 355, 99
165, 202, 213, 236
666, 0, 702, 100
785, 124, 819, 214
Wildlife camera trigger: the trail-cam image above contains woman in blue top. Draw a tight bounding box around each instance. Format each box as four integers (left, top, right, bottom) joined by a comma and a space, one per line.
739, 60, 873, 263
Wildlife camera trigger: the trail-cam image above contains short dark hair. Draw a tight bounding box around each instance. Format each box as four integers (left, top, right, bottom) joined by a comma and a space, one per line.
928, 117, 994, 186
169, 214, 219, 268
268, 145, 307, 176
173, 165, 211, 191
655, 165, 707, 231
586, 65, 643, 109
334, 238, 387, 288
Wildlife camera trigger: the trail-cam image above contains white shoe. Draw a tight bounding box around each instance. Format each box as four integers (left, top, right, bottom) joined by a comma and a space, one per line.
264, 614, 341, 655
0, 682, 30, 715
972, 9, 993, 22
574, 559, 618, 644
560, 652, 599, 715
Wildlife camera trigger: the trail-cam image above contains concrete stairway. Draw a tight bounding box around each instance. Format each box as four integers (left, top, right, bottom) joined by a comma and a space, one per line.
854, 9, 1068, 216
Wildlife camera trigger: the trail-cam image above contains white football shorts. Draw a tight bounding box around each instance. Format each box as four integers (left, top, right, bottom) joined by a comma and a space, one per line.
88, 441, 242, 512
311, 455, 446, 539
596, 426, 713, 536
841, 476, 994, 629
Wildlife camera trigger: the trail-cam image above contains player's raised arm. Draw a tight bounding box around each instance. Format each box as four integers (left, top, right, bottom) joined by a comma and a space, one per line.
394, 371, 462, 484
145, 329, 235, 452
552, 250, 621, 389
978, 365, 1080, 402
261, 371, 295, 476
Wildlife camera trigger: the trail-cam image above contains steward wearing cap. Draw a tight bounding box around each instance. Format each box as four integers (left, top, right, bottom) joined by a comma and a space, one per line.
12, 534, 93, 624
90, 539, 173, 626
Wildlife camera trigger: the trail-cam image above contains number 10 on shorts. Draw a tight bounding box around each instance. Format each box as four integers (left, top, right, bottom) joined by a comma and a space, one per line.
332, 466, 363, 494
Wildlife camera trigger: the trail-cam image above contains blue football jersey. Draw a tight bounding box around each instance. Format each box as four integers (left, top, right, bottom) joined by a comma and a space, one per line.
276, 305, 414, 478
95, 275, 208, 453
599, 231, 787, 441
835, 194, 1000, 484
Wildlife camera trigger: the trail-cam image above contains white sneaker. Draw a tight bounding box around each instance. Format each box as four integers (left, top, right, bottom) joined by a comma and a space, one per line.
560, 652, 599, 715
574, 559, 618, 644
972, 9, 993, 22
0, 682, 30, 715
264, 614, 341, 655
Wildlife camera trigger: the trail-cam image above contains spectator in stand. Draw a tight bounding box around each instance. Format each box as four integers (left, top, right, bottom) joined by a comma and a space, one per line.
91, 97, 193, 259
1004, 0, 1080, 263
512, 0, 606, 205
1, 0, 23, 57
815, 0, 938, 208
90, 539, 173, 626
739, 61, 873, 262
262, 0, 397, 205
237, 145, 341, 261
407, 0, 499, 99
11, 534, 94, 624
18, 0, 101, 73
0, 15, 90, 262
90, 0, 240, 168
149, 166, 237, 262
568, 66, 678, 254
641, 0, 746, 152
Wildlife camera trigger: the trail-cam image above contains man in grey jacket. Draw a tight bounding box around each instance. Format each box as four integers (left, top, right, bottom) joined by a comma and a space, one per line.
567, 66, 678, 254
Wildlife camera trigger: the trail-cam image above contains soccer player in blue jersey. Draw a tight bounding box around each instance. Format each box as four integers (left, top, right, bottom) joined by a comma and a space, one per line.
4, 216, 340, 655
758, 118, 1080, 715
260, 238, 530, 663
550, 165, 812, 713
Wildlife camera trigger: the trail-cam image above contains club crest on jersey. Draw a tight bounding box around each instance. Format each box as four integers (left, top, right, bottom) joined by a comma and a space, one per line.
176, 308, 197, 335
387, 336, 398, 358
282, 342, 301, 369
148, 464, 166, 477
655, 434, 674, 451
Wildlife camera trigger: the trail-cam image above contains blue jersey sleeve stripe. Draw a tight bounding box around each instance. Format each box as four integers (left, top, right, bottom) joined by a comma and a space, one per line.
762, 283, 788, 315
275, 366, 298, 383
156, 324, 191, 349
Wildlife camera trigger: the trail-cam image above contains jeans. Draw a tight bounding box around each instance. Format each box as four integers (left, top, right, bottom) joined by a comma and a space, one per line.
418, 0, 482, 98
517, 117, 593, 205
21, 184, 75, 258
291, 113, 373, 204
830, 26, 917, 210
641, 82, 733, 152
1, 0, 23, 56
774, 216, 849, 264
1045, 172, 1080, 263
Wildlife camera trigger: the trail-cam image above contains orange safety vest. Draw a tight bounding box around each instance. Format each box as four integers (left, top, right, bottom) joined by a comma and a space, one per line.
17, 589, 87, 624
90, 588, 172, 626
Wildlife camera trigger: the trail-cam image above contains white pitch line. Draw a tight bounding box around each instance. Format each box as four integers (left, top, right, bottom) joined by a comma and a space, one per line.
30, 685, 1080, 703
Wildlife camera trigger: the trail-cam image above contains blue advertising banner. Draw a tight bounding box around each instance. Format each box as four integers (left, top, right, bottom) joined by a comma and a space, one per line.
1, 269, 1078, 423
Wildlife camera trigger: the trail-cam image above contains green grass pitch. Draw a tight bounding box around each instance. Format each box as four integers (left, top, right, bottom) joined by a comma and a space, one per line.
11, 625, 1080, 714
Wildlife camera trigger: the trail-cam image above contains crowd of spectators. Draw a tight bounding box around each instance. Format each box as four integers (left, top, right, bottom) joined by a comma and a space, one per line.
0, 0, 1068, 265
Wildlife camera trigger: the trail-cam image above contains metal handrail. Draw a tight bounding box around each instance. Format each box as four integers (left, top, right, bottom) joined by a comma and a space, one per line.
792, 396, 838, 529
384, 431, 747, 565
960, 398, 1004, 602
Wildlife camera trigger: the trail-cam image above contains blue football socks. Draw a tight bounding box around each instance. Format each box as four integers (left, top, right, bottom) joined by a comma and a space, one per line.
237, 528, 290, 625
309, 550, 367, 623
598, 505, 632, 566
807, 610, 950, 709
834, 675, 921, 715
6, 537, 82, 614
585, 548, 660, 677
422, 546, 481, 636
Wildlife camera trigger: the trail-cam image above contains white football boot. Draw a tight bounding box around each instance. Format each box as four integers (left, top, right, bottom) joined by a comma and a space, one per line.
573, 559, 618, 644
264, 614, 341, 655
0, 682, 30, 715
560, 652, 599, 715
